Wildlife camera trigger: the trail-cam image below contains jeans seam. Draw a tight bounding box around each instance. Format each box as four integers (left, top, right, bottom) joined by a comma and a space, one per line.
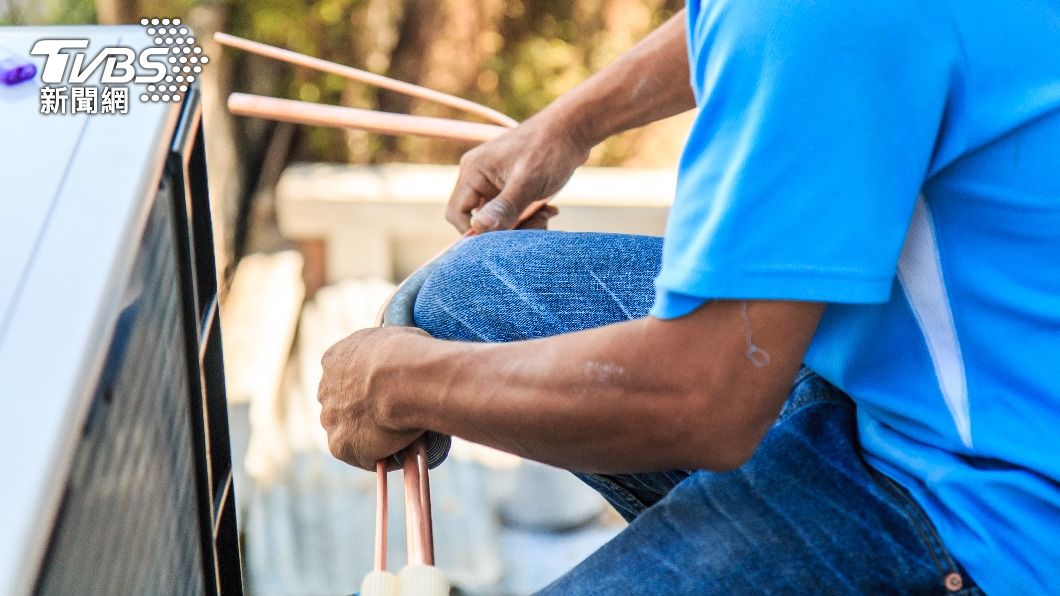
591, 474, 648, 518
793, 366, 816, 387
663, 470, 691, 488
630, 475, 668, 496
868, 466, 963, 583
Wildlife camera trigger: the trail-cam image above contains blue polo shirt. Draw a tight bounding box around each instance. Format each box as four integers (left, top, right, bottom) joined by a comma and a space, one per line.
652, 1, 1060, 592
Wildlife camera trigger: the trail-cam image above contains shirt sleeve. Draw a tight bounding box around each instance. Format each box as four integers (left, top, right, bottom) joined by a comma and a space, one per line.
652, 0, 959, 319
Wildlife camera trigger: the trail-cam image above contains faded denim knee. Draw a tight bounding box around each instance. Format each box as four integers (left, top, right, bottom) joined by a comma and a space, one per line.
413, 231, 537, 342
413, 230, 664, 342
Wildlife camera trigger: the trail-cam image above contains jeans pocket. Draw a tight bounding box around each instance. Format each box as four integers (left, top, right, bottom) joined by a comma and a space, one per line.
867, 465, 981, 594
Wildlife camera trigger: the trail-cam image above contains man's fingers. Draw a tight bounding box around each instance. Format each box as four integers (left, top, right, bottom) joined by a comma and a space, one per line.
471, 194, 521, 233
445, 182, 478, 233
447, 165, 502, 234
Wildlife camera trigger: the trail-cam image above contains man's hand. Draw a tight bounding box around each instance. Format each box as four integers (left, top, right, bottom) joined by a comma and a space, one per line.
317, 327, 425, 470
446, 118, 587, 234
445, 10, 693, 235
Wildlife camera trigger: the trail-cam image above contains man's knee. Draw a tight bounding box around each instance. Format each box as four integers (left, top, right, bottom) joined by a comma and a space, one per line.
413, 231, 535, 342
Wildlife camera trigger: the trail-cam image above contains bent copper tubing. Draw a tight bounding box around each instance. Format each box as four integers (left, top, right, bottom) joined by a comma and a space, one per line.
402, 439, 429, 566
214, 32, 519, 128
367, 179, 551, 572
218, 32, 555, 573
417, 440, 435, 565
373, 459, 388, 572
227, 93, 510, 144
372, 217, 546, 571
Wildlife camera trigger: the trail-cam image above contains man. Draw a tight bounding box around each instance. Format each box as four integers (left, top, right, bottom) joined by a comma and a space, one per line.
318, 1, 1059, 593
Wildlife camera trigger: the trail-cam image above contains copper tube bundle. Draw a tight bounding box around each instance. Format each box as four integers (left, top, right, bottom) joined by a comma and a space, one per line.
358, 441, 447, 595
215, 32, 515, 140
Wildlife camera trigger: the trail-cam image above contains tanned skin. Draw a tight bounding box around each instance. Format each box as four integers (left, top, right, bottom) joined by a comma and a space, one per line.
318, 10, 826, 473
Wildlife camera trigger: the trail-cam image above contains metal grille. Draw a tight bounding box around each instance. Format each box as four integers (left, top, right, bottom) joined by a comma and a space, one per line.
34, 187, 207, 596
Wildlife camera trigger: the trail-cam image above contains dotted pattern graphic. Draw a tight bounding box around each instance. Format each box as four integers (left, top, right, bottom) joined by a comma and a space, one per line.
139, 18, 208, 103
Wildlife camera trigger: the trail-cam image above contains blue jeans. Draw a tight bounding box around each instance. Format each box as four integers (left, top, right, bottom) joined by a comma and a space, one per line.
413, 231, 982, 595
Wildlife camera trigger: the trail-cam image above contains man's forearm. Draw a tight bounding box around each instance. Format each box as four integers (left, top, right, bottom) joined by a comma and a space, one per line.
534, 10, 695, 149
383, 301, 820, 473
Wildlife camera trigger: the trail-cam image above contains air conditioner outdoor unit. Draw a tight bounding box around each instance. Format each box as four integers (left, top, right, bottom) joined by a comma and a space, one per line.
0, 26, 243, 596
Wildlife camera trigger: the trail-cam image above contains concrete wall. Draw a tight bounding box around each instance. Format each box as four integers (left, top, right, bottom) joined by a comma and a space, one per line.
276, 163, 676, 283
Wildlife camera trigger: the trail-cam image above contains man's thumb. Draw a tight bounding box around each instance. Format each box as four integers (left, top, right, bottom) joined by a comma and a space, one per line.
471, 196, 519, 233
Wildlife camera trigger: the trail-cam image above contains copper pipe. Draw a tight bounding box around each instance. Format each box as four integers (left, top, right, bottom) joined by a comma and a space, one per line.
374, 459, 388, 572
228, 93, 509, 144
214, 32, 519, 128
401, 441, 428, 566
416, 440, 435, 565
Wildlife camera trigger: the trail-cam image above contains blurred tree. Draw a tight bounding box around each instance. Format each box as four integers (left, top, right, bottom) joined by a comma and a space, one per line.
0, 0, 95, 25
215, 0, 684, 166
374, 0, 444, 161
4, 0, 687, 166
95, 0, 135, 24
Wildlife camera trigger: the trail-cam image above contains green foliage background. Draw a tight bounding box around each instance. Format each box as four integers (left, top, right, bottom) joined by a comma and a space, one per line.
3, 0, 683, 166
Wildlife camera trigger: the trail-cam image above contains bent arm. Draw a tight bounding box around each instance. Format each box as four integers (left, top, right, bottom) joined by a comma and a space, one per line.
446, 10, 696, 233
382, 300, 824, 473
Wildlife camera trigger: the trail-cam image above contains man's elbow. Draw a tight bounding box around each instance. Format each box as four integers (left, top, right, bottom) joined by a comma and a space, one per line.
673, 386, 778, 473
